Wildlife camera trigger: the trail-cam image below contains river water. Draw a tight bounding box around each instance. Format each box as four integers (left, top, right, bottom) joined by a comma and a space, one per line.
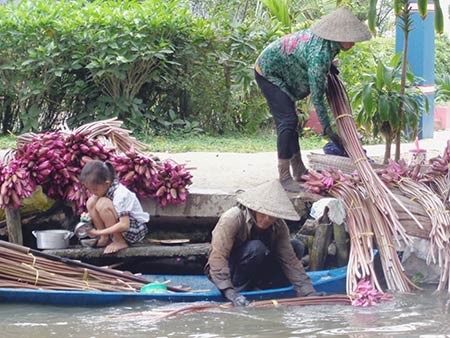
1, 286, 449, 338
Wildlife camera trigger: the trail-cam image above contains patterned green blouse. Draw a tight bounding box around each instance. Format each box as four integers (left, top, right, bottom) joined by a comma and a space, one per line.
256, 29, 341, 131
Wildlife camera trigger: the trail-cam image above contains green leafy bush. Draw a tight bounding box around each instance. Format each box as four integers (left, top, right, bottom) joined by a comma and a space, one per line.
435, 35, 450, 103
0, 0, 280, 136
338, 37, 395, 92
435, 34, 450, 81
0, 0, 207, 133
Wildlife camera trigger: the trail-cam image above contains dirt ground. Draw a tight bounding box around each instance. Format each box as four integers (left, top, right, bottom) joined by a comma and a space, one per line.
154, 130, 449, 194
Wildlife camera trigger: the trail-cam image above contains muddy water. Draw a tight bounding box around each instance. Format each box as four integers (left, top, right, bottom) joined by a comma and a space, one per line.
1, 287, 449, 338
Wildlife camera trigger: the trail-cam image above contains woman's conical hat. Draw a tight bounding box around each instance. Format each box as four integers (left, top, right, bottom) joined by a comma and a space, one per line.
236, 180, 300, 221
310, 7, 371, 43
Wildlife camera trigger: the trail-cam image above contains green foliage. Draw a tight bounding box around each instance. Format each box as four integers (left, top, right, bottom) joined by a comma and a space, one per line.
351, 53, 427, 162
393, 0, 403, 15
435, 34, 450, 82
260, 0, 343, 32
338, 37, 395, 92
0, 0, 208, 134
434, 0, 444, 33
141, 132, 324, 152
417, 0, 428, 19
0, 0, 278, 137
0, 133, 16, 149
3, 0, 428, 141
435, 35, 450, 103
260, 0, 291, 28
369, 0, 444, 34
397, 0, 414, 34
368, 0, 377, 33
186, 18, 279, 135
435, 74, 450, 104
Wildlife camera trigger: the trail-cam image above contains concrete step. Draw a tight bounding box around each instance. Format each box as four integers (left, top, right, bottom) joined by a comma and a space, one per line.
142, 188, 319, 229
141, 187, 237, 228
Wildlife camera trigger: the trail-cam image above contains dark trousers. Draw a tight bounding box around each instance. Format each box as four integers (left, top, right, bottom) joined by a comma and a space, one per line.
229, 239, 305, 291
255, 71, 300, 159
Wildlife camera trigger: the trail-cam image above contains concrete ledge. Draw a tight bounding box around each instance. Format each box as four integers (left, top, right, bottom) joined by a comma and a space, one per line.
142, 188, 321, 228
141, 188, 237, 227
44, 242, 211, 260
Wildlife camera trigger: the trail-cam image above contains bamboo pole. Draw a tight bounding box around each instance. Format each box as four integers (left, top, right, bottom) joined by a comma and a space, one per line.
0, 240, 189, 292
109, 295, 353, 323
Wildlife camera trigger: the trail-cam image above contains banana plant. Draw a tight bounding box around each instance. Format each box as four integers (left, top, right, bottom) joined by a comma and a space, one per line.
368, 0, 444, 161
259, 0, 291, 29
259, 0, 338, 32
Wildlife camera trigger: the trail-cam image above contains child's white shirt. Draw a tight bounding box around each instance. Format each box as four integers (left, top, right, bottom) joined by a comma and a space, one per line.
113, 183, 150, 223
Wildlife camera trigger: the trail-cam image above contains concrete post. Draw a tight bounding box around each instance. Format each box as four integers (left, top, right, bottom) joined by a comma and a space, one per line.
395, 0, 436, 139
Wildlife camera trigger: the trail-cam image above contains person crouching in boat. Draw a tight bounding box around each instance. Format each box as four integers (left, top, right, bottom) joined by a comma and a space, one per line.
204, 179, 324, 306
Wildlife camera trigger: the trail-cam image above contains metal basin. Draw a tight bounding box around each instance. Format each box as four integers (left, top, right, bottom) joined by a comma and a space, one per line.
32, 230, 74, 249
80, 238, 99, 247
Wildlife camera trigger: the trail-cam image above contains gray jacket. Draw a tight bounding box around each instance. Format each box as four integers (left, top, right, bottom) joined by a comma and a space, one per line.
204, 206, 315, 296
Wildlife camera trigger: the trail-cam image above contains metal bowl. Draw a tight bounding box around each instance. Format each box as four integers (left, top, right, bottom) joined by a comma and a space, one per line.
80, 238, 99, 247
74, 222, 93, 239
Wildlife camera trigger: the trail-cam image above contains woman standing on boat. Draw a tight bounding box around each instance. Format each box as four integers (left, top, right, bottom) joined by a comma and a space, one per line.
204, 180, 324, 307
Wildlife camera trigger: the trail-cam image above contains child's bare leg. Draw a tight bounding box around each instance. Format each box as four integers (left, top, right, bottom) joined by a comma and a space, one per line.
95, 197, 128, 253
86, 196, 110, 246
94, 197, 121, 247
104, 232, 128, 254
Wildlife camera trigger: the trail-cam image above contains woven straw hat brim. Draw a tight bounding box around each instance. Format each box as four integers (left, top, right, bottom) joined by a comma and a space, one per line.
236, 180, 300, 221
310, 7, 371, 42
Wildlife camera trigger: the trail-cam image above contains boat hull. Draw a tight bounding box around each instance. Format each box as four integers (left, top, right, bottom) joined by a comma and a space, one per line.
0, 266, 347, 306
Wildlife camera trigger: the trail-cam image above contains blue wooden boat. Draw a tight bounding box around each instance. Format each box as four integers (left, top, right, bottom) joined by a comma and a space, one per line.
0, 265, 347, 306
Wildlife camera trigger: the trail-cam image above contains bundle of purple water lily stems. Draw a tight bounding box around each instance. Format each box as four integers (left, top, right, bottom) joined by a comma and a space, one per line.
351, 279, 394, 307
0, 123, 192, 212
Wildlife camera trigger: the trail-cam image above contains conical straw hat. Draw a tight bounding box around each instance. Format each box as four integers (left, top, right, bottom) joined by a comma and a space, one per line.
310, 7, 371, 42
236, 180, 300, 221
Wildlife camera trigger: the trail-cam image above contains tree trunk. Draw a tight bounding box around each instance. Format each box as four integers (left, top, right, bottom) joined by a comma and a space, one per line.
383, 131, 392, 164
223, 63, 232, 116
5, 207, 22, 245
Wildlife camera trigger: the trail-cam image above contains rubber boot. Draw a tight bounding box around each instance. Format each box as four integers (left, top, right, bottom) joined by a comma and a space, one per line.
278, 159, 303, 192
290, 151, 308, 181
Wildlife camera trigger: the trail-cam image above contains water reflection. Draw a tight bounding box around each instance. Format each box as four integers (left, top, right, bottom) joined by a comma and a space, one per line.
1, 289, 449, 338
